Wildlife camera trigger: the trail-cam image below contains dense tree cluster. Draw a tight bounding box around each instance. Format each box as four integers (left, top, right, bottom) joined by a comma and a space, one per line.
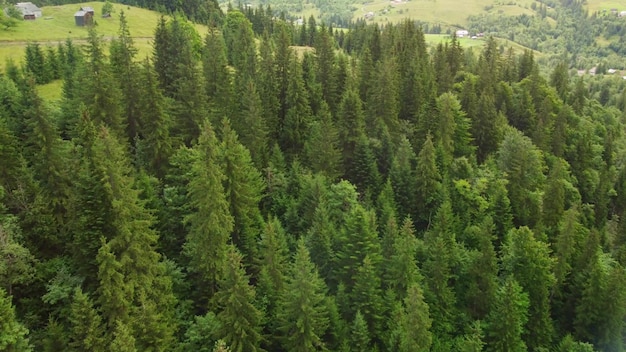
2, 7, 626, 351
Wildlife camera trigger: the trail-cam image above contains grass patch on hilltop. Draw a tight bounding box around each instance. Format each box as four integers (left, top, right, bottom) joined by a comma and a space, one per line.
586, 0, 626, 13
0, 2, 207, 69
0, 2, 207, 42
353, 0, 536, 28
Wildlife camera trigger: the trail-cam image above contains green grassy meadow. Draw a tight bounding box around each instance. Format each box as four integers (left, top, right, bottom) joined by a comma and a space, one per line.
586, 0, 626, 13
0, 2, 207, 69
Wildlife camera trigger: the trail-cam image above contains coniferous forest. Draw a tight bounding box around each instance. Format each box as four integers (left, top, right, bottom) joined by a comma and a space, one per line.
3, 3, 626, 351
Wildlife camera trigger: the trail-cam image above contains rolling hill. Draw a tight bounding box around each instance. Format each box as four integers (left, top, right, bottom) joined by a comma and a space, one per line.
0, 1, 208, 69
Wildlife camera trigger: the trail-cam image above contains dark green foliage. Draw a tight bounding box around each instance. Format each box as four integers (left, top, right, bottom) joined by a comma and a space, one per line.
392, 283, 433, 352
135, 59, 172, 178
203, 28, 232, 123
214, 246, 264, 352
184, 123, 233, 299
485, 277, 529, 352
497, 128, 544, 228
276, 239, 329, 351
415, 134, 442, 227
68, 288, 104, 352
502, 227, 556, 349
219, 119, 264, 267
304, 102, 341, 180
109, 11, 141, 144
4, 13, 626, 352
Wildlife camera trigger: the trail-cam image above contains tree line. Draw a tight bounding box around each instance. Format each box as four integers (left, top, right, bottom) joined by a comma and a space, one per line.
2, 7, 626, 352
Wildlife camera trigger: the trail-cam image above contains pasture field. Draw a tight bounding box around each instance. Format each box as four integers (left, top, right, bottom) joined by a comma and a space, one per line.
352, 0, 535, 27
586, 0, 626, 13
0, 2, 207, 69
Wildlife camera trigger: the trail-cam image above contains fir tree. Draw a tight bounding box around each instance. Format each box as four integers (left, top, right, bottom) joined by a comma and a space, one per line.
394, 283, 433, 352
502, 226, 556, 350
184, 122, 233, 299
0, 288, 31, 351
276, 239, 329, 352
203, 27, 232, 123
485, 277, 529, 352
304, 102, 341, 180
281, 56, 312, 159
214, 246, 264, 352
415, 134, 442, 228
135, 59, 172, 178
67, 288, 105, 352
109, 10, 140, 144
219, 119, 264, 267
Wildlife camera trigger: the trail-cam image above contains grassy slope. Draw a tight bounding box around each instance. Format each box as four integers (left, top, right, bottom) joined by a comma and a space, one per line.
354, 0, 533, 27
0, 2, 208, 69
586, 0, 626, 13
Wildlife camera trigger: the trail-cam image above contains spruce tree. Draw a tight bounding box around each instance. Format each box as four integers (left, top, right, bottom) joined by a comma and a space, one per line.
203, 27, 233, 123
0, 288, 31, 351
389, 137, 417, 222
315, 25, 338, 114
184, 122, 233, 298
109, 10, 141, 144
67, 288, 105, 352
337, 88, 366, 178
135, 59, 172, 178
415, 134, 442, 228
304, 102, 341, 180
385, 217, 421, 300
219, 119, 264, 267
79, 28, 125, 140
214, 246, 264, 352
232, 78, 268, 168
485, 277, 529, 352
394, 283, 433, 352
350, 310, 371, 351
473, 93, 501, 163
92, 126, 177, 351
276, 239, 329, 352
280, 55, 312, 159
502, 226, 555, 350
334, 205, 382, 291
365, 56, 400, 141
497, 128, 545, 228
351, 255, 384, 342
256, 217, 288, 350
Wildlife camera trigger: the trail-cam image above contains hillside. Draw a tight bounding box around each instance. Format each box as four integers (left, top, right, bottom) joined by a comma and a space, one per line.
240, 0, 626, 27
2, 8, 626, 351
0, 2, 208, 69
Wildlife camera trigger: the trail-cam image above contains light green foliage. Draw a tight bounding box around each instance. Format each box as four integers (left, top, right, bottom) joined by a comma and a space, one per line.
0, 214, 35, 297
102, 1, 114, 16
0, 288, 31, 351
350, 310, 371, 351
222, 10, 255, 76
